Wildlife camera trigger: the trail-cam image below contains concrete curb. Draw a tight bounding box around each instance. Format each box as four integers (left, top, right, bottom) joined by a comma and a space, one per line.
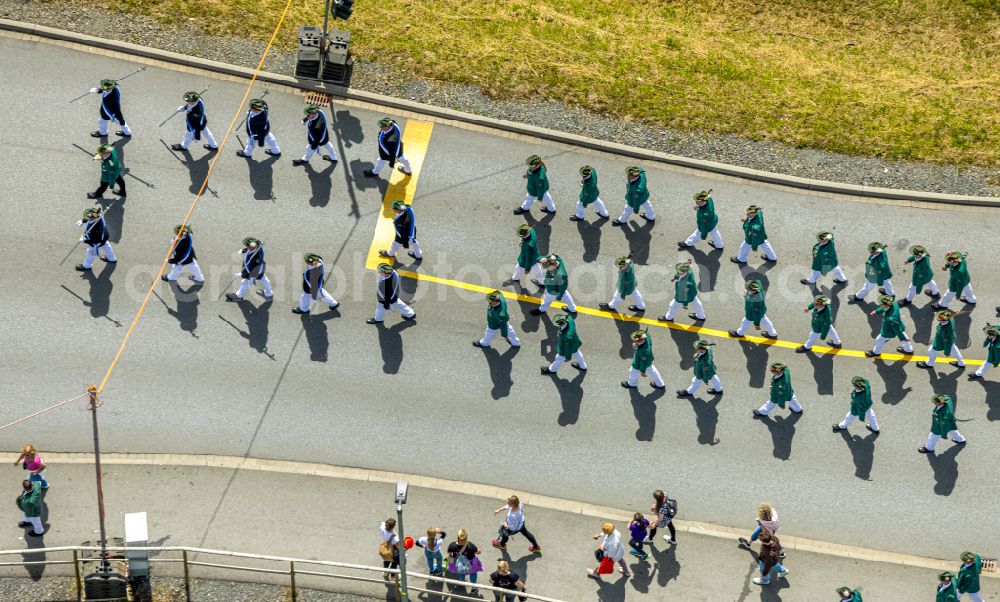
3, 18, 998, 206
25, 450, 991, 578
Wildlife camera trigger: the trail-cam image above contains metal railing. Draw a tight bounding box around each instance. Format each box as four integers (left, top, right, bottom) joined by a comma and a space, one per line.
0, 545, 567, 602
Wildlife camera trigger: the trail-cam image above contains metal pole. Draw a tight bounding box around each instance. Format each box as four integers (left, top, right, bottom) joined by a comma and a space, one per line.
396, 503, 408, 600
87, 387, 110, 573
289, 560, 297, 601
182, 550, 191, 601
72, 549, 82, 602
319, 0, 332, 81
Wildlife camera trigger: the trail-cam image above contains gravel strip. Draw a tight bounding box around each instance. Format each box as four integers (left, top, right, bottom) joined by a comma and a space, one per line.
2, 0, 997, 197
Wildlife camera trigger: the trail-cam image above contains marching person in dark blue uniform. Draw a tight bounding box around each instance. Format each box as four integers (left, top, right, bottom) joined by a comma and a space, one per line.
226, 237, 273, 301
367, 263, 415, 324
293, 253, 339, 314
171, 91, 218, 152
236, 99, 280, 158
363, 117, 411, 178
89, 79, 132, 138
162, 225, 205, 283
378, 200, 423, 261
292, 104, 338, 165
74, 207, 117, 272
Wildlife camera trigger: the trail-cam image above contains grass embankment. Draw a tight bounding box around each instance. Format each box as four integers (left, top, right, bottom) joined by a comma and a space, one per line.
100, 0, 998, 166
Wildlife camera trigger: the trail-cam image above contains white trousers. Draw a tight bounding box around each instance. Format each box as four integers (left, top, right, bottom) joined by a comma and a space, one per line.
856, 279, 894, 299
479, 325, 521, 348
873, 334, 912, 353
243, 133, 280, 156
20, 513, 43, 535
939, 284, 977, 307
736, 240, 777, 262
82, 243, 116, 268
904, 281, 940, 302
181, 128, 218, 149
387, 239, 423, 259
975, 361, 995, 377
520, 192, 556, 212
373, 156, 412, 175
539, 291, 577, 313
236, 276, 273, 299
683, 227, 724, 249
97, 117, 131, 136
627, 366, 664, 387
608, 289, 645, 311
804, 266, 847, 283
374, 300, 414, 321
665, 298, 705, 320
925, 430, 965, 451
617, 202, 655, 222
736, 316, 777, 337
959, 591, 985, 602
838, 409, 879, 431
303, 142, 338, 161
299, 290, 338, 312
512, 262, 544, 282
574, 199, 609, 218
927, 346, 965, 366
804, 326, 842, 348
549, 350, 587, 372
167, 261, 204, 282
756, 396, 802, 415
686, 374, 722, 394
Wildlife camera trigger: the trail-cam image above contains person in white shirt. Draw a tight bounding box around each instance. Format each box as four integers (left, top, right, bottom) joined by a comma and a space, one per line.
416, 527, 447, 576
738, 503, 779, 551
587, 522, 630, 578
379, 519, 401, 581
491, 495, 541, 553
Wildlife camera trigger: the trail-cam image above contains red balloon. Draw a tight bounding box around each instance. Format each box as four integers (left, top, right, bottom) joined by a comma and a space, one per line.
403, 536, 415, 550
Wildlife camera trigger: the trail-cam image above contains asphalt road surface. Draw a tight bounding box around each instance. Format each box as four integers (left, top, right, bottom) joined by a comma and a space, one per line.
2, 34, 999, 560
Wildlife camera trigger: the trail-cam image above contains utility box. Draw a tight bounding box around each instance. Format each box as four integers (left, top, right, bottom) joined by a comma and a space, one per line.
124, 512, 150, 579
83, 569, 128, 601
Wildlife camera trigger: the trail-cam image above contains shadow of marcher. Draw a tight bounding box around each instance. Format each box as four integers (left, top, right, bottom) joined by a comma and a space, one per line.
247, 154, 280, 201
928, 443, 964, 496
331, 108, 365, 148
577, 217, 604, 263
971, 378, 1000, 421
839, 429, 877, 480
515, 288, 544, 334
552, 369, 585, 427
164, 282, 201, 336
378, 319, 416, 374
81, 260, 117, 320
806, 349, 835, 396
687, 395, 721, 446
647, 540, 681, 588
622, 219, 655, 266
669, 327, 700, 371
741, 341, 770, 389
301, 308, 339, 362
757, 411, 802, 460
479, 344, 518, 400
304, 160, 336, 208
629, 387, 663, 441
687, 245, 722, 293
21, 491, 47, 581
182, 148, 215, 196
875, 359, 911, 405
954, 307, 973, 349
906, 300, 936, 345
615, 318, 638, 359
823, 279, 849, 323
928, 367, 962, 406
523, 211, 556, 258
239, 298, 273, 357
97, 197, 124, 244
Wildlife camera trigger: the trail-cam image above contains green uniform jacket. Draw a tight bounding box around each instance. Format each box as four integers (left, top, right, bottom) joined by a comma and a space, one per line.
936, 583, 959, 602
906, 255, 934, 290
744, 288, 767, 326
843, 590, 862, 602
876, 302, 907, 340
984, 336, 1000, 367
932, 319, 956, 352
516, 230, 539, 269
693, 348, 716, 383
769, 371, 794, 408
526, 165, 549, 199
543, 255, 569, 301
486, 297, 510, 337
946, 259, 970, 293
930, 398, 958, 436
957, 554, 981, 594
849, 380, 873, 418
556, 315, 582, 359
17, 482, 42, 518
695, 198, 719, 238
810, 240, 838, 275
742, 212, 767, 250
579, 171, 599, 205
617, 264, 637, 296
625, 170, 650, 211
631, 339, 654, 371
864, 252, 893, 285
808, 303, 832, 337
674, 271, 699, 304
100, 149, 123, 185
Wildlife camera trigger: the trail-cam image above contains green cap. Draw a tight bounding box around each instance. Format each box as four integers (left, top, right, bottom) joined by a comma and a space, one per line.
910, 244, 927, 255
183, 91, 200, 102
83, 207, 102, 219
552, 313, 569, 325
304, 103, 320, 115
939, 571, 954, 581
836, 587, 853, 597
851, 376, 867, 389
100, 79, 116, 89
985, 323, 999, 337
630, 330, 648, 342
242, 237, 260, 248
932, 394, 951, 404
174, 224, 192, 236
96, 144, 112, 155
813, 294, 829, 305
249, 99, 265, 110
745, 279, 762, 292
674, 259, 692, 273
626, 166, 642, 176
817, 231, 833, 242
539, 254, 559, 267
580, 165, 594, 177
378, 117, 394, 126
745, 204, 760, 214
878, 294, 895, 305
868, 241, 885, 253
615, 255, 632, 267
693, 189, 712, 202
526, 154, 542, 166
377, 262, 394, 274
769, 362, 786, 372
936, 309, 955, 321
693, 340, 713, 350
486, 290, 503, 302
945, 251, 964, 262
304, 253, 322, 263
515, 224, 531, 237
391, 200, 407, 211
961, 551, 976, 563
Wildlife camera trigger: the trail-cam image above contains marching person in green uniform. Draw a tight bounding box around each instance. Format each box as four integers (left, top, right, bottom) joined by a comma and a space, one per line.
542, 313, 586, 374
16, 480, 44, 536
612, 166, 655, 225
659, 259, 705, 322
474, 290, 521, 349
851, 242, 894, 301
865, 294, 914, 357
753, 363, 802, 417
801, 231, 847, 286
957, 551, 984, 602
969, 323, 1000, 380
917, 309, 966, 369
622, 330, 665, 389
933, 251, 977, 309
532, 254, 577, 315
899, 244, 940, 306
678, 189, 723, 250
731, 205, 776, 264
796, 294, 842, 352
599, 255, 645, 313
918, 394, 966, 453
676, 340, 722, 397
514, 155, 556, 215
87, 143, 126, 199
937, 572, 960, 602
570, 165, 609, 221
836, 586, 863, 601
503, 224, 544, 287
730, 280, 778, 339
832, 376, 879, 433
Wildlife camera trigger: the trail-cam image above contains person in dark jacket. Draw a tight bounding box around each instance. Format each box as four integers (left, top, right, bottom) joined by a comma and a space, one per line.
752, 531, 787, 585
679, 189, 723, 250
75, 207, 117, 272
293, 253, 339, 314
542, 313, 586, 374
832, 376, 879, 433
367, 263, 415, 324
171, 90, 218, 152
89, 78, 132, 138
161, 225, 204, 283
956, 551, 984, 602
474, 290, 520, 348
292, 104, 338, 165
364, 117, 411, 177
236, 99, 280, 158
226, 237, 272, 301
87, 144, 126, 200
378, 200, 423, 260
918, 394, 966, 453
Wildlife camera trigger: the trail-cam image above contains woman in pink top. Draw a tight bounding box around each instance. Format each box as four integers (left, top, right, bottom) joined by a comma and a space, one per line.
14, 445, 48, 489
739, 503, 779, 551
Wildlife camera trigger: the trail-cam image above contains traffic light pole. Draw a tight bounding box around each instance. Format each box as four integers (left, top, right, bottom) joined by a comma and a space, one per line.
87, 386, 111, 573
319, 0, 331, 81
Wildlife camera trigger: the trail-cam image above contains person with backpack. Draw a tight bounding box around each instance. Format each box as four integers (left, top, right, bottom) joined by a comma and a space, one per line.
378, 518, 401, 581
492, 495, 541, 553
647, 489, 677, 544
627, 513, 650, 560
447, 529, 483, 593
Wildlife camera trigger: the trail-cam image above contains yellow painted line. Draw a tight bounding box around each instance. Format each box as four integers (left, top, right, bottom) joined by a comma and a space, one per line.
365, 120, 435, 270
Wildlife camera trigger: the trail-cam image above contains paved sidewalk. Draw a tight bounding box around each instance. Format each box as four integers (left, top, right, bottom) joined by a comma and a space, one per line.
2, 461, 996, 601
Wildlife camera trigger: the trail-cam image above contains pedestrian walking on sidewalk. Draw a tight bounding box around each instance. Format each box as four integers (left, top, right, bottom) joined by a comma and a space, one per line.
291, 104, 338, 166
730, 204, 776, 264
89, 78, 132, 138
612, 166, 654, 225
850, 242, 894, 302
293, 253, 339, 315
587, 523, 630, 578
162, 225, 204, 284
236, 99, 280, 158
752, 531, 788, 585
367, 263, 415, 324
659, 259, 705, 323
416, 527, 447, 576
599, 255, 645, 314
531, 254, 578, 315
938, 572, 960, 602
648, 489, 677, 544
447, 529, 483, 592
570, 165, 609, 221
541, 313, 586, 375
378, 200, 423, 261
738, 503, 779, 551
513, 155, 556, 215
796, 295, 842, 353
14, 445, 48, 489
378, 518, 401, 580
474, 290, 521, 349
898, 245, 939, 306
933, 251, 977, 309
918, 394, 966, 454
16, 480, 44, 537
752, 363, 802, 417
678, 189, 723, 250
171, 90, 218, 152
622, 329, 666, 390
364, 117, 411, 178
492, 495, 541, 553
74, 207, 117, 272
837, 586, 863, 601
957, 551, 985, 602
503, 224, 543, 288
865, 294, 914, 357
729, 279, 777, 339
87, 144, 126, 200
225, 237, 273, 302
969, 324, 1000, 381
489, 560, 527, 602
627, 513, 650, 560
677, 340, 722, 397
801, 231, 847, 286
832, 376, 880, 434
917, 309, 965, 369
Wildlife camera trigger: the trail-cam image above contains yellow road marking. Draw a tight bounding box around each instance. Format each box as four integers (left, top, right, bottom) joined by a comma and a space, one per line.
365, 120, 435, 270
